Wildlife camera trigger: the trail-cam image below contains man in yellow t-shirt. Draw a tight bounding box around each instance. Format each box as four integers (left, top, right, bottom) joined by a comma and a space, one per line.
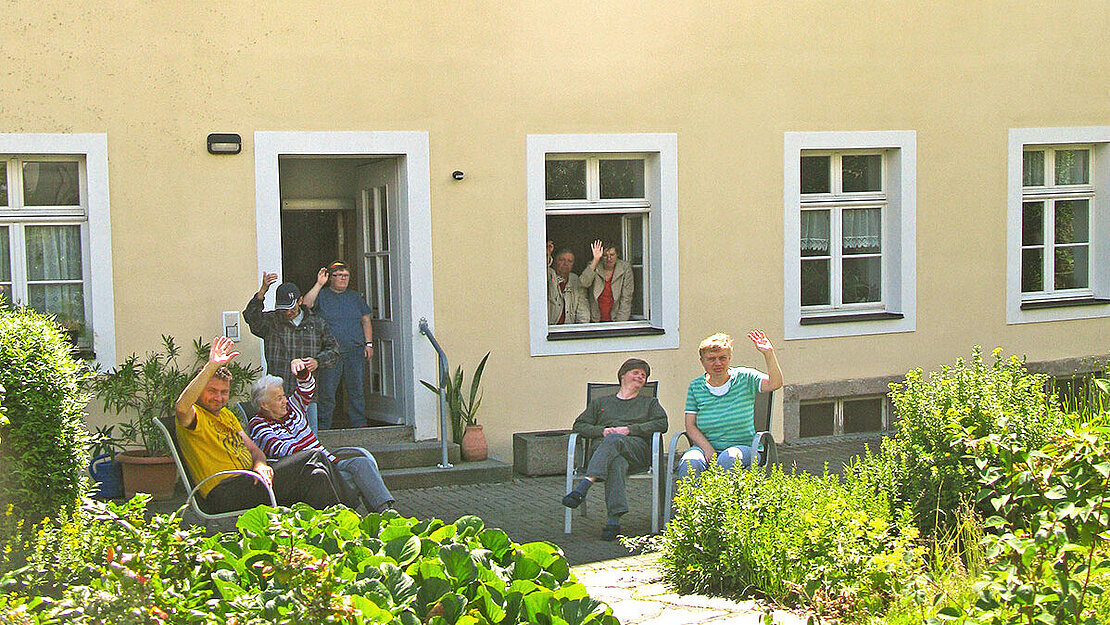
174, 336, 347, 513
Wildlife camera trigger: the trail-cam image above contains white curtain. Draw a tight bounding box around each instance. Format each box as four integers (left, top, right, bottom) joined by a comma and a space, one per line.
25, 225, 85, 326
800, 211, 829, 253
842, 209, 881, 250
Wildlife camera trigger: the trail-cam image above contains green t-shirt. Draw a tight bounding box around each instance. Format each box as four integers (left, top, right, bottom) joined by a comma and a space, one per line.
685, 367, 767, 451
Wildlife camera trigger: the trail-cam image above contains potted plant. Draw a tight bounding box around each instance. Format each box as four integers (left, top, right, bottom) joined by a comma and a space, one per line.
421, 352, 490, 461
88, 424, 124, 499
91, 335, 260, 500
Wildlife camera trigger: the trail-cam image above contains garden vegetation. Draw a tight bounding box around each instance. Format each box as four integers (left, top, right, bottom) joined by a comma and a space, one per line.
660, 347, 1110, 623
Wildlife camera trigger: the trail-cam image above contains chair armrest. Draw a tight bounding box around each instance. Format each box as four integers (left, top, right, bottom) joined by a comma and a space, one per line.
667, 431, 692, 468
189, 470, 277, 510
751, 431, 778, 467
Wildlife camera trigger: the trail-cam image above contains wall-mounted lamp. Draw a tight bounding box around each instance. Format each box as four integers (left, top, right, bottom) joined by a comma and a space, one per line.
451, 170, 465, 180
207, 133, 242, 155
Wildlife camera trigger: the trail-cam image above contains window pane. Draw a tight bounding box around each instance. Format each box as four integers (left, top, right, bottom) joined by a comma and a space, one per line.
842, 257, 881, 304
0, 162, 7, 206
800, 156, 830, 194
800, 210, 829, 257
22, 161, 80, 206
842, 208, 881, 254
1022, 201, 1044, 246
26, 225, 82, 281
1021, 248, 1043, 292
800, 259, 829, 306
545, 159, 586, 200
1022, 150, 1045, 186
1055, 200, 1089, 244
631, 266, 644, 318
842, 155, 882, 192
0, 227, 9, 307
626, 214, 644, 264
599, 159, 645, 199
377, 187, 390, 252
28, 283, 85, 330
1054, 246, 1088, 290
1054, 149, 1089, 185
843, 397, 883, 433
800, 402, 835, 437
0, 227, 8, 282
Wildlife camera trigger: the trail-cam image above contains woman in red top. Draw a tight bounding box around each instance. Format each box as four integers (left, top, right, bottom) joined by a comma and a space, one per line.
579, 239, 635, 322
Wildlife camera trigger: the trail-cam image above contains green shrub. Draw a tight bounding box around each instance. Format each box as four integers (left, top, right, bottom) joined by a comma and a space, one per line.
1, 498, 619, 624
659, 463, 923, 620
0, 306, 92, 534
881, 347, 1067, 537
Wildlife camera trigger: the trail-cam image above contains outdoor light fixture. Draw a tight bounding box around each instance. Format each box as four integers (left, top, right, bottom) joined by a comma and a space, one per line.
207, 133, 242, 155
452, 170, 464, 180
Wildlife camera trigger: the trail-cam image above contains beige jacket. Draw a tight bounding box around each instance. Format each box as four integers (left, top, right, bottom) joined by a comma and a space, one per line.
547, 268, 591, 325
579, 259, 634, 322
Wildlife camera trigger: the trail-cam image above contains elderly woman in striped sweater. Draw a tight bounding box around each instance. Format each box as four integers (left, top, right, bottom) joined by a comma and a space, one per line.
678, 331, 783, 479
248, 359, 394, 513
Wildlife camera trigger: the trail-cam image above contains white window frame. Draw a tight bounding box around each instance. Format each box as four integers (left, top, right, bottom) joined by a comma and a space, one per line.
527, 134, 678, 356
0, 134, 115, 367
784, 131, 916, 340
799, 395, 889, 438
1007, 127, 1110, 325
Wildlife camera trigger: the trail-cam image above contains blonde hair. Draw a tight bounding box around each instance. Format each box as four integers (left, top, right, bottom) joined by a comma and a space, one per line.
698, 333, 733, 356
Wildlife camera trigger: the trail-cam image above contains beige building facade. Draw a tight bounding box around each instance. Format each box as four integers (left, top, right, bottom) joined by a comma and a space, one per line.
3, 2, 1108, 459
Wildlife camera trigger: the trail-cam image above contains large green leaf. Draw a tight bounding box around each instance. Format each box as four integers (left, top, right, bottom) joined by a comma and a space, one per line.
415, 577, 452, 617
454, 515, 484, 537
478, 529, 511, 560
380, 562, 418, 606
236, 507, 270, 537
385, 535, 422, 567
440, 543, 478, 585
349, 594, 395, 623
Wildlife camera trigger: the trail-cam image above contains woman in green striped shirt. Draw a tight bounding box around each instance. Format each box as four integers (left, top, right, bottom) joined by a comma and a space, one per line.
678, 331, 783, 479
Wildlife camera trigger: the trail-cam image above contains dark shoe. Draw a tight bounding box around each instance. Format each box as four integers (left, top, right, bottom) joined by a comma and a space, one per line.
376, 500, 395, 513
561, 491, 584, 509
601, 523, 620, 541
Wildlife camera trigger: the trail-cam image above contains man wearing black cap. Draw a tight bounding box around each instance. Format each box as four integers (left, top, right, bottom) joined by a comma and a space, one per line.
243, 272, 339, 433
561, 358, 668, 540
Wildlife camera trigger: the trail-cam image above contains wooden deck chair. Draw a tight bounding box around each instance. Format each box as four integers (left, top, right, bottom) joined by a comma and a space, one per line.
564, 381, 664, 535
663, 389, 778, 525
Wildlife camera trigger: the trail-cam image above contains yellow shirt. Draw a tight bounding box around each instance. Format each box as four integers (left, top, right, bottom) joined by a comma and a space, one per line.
176, 404, 254, 497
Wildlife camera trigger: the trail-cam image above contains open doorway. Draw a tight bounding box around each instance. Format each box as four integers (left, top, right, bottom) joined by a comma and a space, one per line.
278, 156, 405, 427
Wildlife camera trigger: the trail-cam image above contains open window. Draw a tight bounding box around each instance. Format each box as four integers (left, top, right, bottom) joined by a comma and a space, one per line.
528, 134, 678, 356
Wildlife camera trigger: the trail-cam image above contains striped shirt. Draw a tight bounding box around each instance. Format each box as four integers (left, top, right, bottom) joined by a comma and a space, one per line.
684, 367, 768, 451
248, 371, 336, 463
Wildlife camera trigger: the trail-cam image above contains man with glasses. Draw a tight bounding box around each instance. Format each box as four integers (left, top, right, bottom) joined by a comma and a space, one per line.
303, 261, 374, 430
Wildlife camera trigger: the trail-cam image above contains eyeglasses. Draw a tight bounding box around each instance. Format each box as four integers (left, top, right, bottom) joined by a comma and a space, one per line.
331, 273, 351, 279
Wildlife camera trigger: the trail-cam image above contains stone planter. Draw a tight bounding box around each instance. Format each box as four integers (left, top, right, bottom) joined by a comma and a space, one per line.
116, 450, 178, 500
512, 429, 572, 476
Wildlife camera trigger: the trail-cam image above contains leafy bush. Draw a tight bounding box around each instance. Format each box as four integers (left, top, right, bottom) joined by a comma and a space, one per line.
921, 423, 1110, 624
880, 347, 1067, 537
659, 463, 923, 620
0, 305, 92, 534
1, 498, 618, 624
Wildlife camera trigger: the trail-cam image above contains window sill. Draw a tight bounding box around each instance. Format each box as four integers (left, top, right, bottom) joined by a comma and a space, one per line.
799, 311, 904, 326
1020, 297, 1110, 311
547, 326, 666, 341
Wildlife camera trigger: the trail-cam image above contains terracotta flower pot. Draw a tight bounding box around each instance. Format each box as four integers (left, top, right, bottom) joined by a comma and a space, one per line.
460, 424, 488, 462
116, 450, 178, 500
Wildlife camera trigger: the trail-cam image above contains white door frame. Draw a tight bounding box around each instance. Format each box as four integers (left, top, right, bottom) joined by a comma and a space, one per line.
254, 131, 437, 440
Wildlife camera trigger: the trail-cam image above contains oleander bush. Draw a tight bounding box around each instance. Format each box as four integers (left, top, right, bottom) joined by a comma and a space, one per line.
659, 463, 924, 620
0, 497, 618, 624
879, 347, 1068, 537
0, 305, 92, 539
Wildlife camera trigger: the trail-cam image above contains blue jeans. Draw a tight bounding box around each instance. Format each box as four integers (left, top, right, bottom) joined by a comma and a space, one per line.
676, 445, 755, 481
304, 401, 319, 435
336, 454, 392, 512
318, 347, 367, 429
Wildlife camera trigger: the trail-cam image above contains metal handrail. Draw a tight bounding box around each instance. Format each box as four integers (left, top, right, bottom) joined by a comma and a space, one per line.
418, 318, 453, 469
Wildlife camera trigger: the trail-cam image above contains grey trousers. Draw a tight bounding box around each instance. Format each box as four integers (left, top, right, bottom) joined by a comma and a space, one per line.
584, 433, 651, 518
